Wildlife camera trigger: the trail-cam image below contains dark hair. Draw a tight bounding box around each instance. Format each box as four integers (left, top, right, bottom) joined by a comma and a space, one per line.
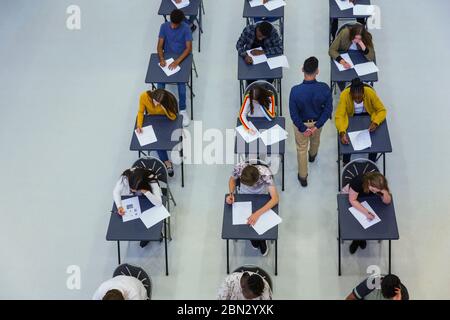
122, 167, 159, 192
381, 274, 403, 299
103, 289, 124, 300
249, 85, 272, 114
349, 24, 374, 48
147, 89, 179, 116
349, 78, 365, 102
170, 9, 185, 25
240, 165, 260, 187
243, 272, 265, 297
362, 172, 390, 194
303, 56, 319, 75
257, 22, 273, 37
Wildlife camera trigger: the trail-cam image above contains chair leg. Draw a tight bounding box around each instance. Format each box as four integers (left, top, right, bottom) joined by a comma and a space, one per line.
193, 58, 199, 78
169, 189, 177, 207
168, 217, 172, 241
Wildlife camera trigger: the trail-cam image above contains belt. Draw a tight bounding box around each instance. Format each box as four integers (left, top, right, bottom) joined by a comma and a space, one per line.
304, 119, 317, 123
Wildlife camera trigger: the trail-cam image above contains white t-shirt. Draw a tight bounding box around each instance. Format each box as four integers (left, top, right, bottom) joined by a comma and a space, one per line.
354, 101, 366, 114
349, 42, 358, 50
92, 275, 148, 300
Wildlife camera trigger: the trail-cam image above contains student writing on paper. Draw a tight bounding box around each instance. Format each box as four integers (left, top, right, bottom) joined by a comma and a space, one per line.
335, 78, 387, 165
289, 57, 332, 187
330, 1, 366, 41
113, 167, 162, 248
157, 9, 193, 127
342, 171, 392, 254
217, 271, 272, 300
239, 84, 276, 134
346, 274, 409, 300
93, 275, 148, 300
226, 162, 279, 256
136, 89, 178, 177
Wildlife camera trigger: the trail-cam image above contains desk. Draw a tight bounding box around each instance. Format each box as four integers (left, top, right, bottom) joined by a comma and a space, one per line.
238, 55, 283, 115
130, 115, 184, 187
145, 53, 194, 120
330, 50, 378, 93
329, 0, 372, 43
106, 195, 170, 275
158, 0, 204, 52
243, 0, 284, 45
337, 194, 399, 276
221, 194, 279, 275
235, 117, 285, 191
337, 116, 392, 190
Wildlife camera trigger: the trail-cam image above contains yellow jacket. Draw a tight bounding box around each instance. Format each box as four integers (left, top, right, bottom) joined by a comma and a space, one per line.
137, 92, 177, 128
335, 86, 387, 134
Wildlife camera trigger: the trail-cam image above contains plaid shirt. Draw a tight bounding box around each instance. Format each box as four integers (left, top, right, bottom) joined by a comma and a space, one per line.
236, 24, 283, 58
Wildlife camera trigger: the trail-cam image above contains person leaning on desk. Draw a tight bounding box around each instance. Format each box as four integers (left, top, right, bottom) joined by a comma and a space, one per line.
239, 84, 276, 134
335, 78, 387, 166
136, 89, 178, 177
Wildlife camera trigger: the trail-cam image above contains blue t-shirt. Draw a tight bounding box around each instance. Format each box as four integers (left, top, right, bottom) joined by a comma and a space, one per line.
159, 22, 193, 54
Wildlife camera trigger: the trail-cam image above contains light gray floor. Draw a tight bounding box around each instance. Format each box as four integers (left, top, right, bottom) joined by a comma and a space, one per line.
0, 0, 449, 300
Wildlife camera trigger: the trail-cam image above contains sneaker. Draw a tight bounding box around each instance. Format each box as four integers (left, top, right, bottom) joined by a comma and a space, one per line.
179, 110, 190, 127
298, 174, 308, 187
250, 240, 260, 250
166, 165, 174, 178
259, 240, 269, 256
349, 241, 359, 254
309, 153, 317, 163
140, 241, 149, 248
359, 240, 367, 250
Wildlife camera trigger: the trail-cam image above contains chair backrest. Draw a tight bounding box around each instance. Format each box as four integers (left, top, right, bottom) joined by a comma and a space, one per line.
244, 80, 279, 113
132, 156, 168, 186
342, 159, 379, 189
113, 263, 152, 300
232, 265, 273, 292
335, 21, 364, 39
236, 159, 272, 193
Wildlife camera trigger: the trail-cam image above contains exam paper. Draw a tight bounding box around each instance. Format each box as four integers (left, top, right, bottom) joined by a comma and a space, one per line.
348, 201, 381, 229
335, 0, 354, 11
264, 0, 286, 11
249, 0, 264, 7
353, 4, 376, 16
172, 0, 190, 9
236, 123, 260, 143
140, 205, 171, 229
354, 61, 379, 77
246, 47, 268, 65
159, 58, 181, 76
348, 129, 372, 151
121, 197, 142, 222
252, 209, 282, 235
334, 53, 354, 71
267, 55, 289, 69
232, 202, 252, 225
260, 124, 288, 146
135, 125, 157, 147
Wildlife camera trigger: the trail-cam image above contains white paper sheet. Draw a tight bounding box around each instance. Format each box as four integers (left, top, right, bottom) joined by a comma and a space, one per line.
135, 125, 157, 146
348, 201, 381, 229
267, 55, 289, 69
159, 58, 181, 76
354, 61, 379, 76
249, 0, 264, 7
121, 197, 142, 222
140, 205, 171, 229
264, 0, 286, 11
348, 129, 372, 151
335, 0, 354, 11
353, 4, 375, 16
246, 47, 268, 65
260, 124, 288, 146
334, 53, 354, 71
235, 123, 260, 143
232, 202, 252, 225
252, 209, 282, 235
172, 0, 190, 9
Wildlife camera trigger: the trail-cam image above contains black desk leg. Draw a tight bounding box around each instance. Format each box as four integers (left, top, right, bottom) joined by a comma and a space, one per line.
164, 219, 169, 276
246, 18, 250, 26
281, 154, 285, 191
226, 240, 230, 274
198, 5, 202, 52
163, 15, 167, 22
281, 17, 284, 48
279, 79, 283, 116
117, 241, 121, 265
190, 68, 194, 120
275, 240, 278, 276
180, 136, 184, 188
389, 240, 391, 274
151, 83, 156, 90
383, 153, 386, 176
338, 236, 342, 276
201, 0, 205, 14
240, 81, 244, 106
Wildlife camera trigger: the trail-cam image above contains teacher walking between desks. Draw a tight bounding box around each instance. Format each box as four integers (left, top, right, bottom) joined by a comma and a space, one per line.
289, 57, 332, 187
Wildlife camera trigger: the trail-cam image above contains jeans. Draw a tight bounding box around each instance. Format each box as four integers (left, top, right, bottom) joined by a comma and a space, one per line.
157, 150, 169, 162
157, 83, 186, 111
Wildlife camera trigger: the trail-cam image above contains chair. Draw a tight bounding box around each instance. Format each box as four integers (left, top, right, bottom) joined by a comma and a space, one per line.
341, 159, 379, 189
132, 156, 176, 240
113, 263, 152, 299
244, 80, 280, 115
233, 265, 273, 292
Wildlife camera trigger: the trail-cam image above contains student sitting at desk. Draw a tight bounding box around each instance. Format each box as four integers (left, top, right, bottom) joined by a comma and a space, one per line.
346, 274, 409, 300
236, 21, 283, 65
157, 9, 193, 127
217, 271, 272, 300
335, 78, 387, 166
113, 167, 162, 247
136, 89, 178, 177
226, 162, 279, 256
93, 275, 147, 300
342, 171, 392, 254
239, 84, 276, 134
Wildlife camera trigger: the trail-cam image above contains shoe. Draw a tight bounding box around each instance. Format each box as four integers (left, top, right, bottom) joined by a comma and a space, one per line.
140, 241, 149, 248
190, 24, 197, 33
250, 240, 259, 250
359, 240, 367, 250
259, 241, 269, 256
166, 165, 174, 178
309, 153, 317, 163
298, 174, 307, 187
179, 110, 190, 127
349, 241, 359, 254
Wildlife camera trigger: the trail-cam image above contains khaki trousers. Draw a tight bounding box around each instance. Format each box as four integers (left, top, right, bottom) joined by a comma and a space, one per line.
294, 122, 322, 179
